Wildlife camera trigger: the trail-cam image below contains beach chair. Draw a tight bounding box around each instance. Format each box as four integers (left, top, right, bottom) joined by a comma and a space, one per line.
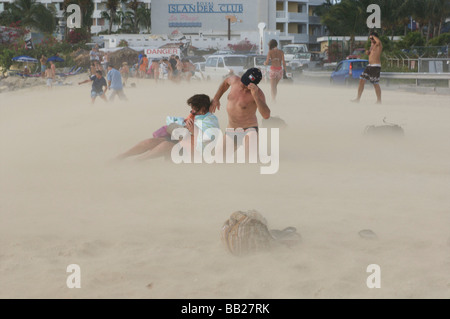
68, 66, 83, 75
56, 66, 76, 77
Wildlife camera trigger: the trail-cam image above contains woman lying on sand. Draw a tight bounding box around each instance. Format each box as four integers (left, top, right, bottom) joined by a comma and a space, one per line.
116, 94, 219, 161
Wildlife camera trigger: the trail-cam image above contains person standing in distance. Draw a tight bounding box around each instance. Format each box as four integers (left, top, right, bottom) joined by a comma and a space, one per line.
352, 31, 383, 104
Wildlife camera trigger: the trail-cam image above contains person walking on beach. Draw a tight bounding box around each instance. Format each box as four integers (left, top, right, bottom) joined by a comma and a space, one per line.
90, 45, 100, 62
101, 52, 109, 72
40, 55, 47, 77
44, 63, 54, 89
50, 61, 56, 79
264, 39, 287, 103
139, 54, 149, 78
181, 58, 195, 82
151, 59, 160, 82
78, 70, 108, 104
120, 62, 130, 86
352, 31, 383, 104
175, 56, 183, 81
106, 64, 127, 101
169, 55, 177, 80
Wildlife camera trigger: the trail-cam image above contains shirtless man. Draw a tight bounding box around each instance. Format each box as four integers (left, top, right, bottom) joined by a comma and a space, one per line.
264, 39, 287, 102
352, 31, 383, 104
211, 68, 271, 160
44, 64, 54, 89
40, 55, 47, 77
211, 68, 270, 131
50, 61, 56, 79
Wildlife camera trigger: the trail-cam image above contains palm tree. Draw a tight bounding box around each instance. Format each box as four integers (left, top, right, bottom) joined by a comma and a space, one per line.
104, 0, 120, 34
316, 0, 367, 52
137, 5, 151, 34
124, 0, 140, 33
401, 0, 449, 40
379, 0, 405, 39
0, 0, 56, 33
433, 0, 450, 37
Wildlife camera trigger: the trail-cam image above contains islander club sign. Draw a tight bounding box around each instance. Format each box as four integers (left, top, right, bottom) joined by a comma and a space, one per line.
168, 2, 243, 14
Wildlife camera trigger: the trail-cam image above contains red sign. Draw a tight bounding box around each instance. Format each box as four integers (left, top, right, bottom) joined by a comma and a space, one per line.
145, 48, 181, 58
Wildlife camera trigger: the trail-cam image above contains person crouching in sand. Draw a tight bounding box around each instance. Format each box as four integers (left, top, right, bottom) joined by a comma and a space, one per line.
116, 94, 219, 161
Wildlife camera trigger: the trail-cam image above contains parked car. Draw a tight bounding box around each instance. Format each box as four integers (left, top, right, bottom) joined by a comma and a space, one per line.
346, 48, 366, 60
282, 44, 308, 62
330, 59, 368, 85
288, 52, 324, 72
187, 55, 206, 63
192, 62, 205, 80
245, 54, 269, 80
203, 54, 248, 80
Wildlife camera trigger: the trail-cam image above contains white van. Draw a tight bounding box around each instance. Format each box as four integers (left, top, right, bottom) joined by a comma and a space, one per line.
203, 54, 248, 80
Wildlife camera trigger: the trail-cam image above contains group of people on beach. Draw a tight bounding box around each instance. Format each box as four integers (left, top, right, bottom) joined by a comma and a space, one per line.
135, 54, 196, 82
115, 32, 383, 161
76, 32, 382, 150
116, 67, 270, 161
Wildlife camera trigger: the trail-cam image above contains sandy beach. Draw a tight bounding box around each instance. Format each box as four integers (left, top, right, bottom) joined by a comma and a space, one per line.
0, 75, 449, 299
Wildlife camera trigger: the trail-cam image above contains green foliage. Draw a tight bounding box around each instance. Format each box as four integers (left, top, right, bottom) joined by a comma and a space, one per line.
0, 0, 56, 33
397, 31, 426, 49
379, 35, 394, 52
0, 47, 26, 72
118, 39, 129, 47
427, 33, 450, 46
0, 33, 89, 72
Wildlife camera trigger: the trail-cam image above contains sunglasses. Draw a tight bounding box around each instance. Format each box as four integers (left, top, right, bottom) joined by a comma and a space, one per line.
190, 109, 197, 115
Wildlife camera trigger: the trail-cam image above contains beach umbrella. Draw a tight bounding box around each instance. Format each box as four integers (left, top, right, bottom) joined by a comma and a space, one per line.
12, 55, 38, 63
47, 56, 64, 62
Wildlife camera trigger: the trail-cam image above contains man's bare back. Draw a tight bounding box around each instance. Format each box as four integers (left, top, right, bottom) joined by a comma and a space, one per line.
211, 73, 270, 129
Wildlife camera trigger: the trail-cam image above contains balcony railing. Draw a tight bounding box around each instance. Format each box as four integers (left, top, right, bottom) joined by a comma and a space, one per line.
279, 33, 310, 43
309, 0, 326, 6
309, 16, 321, 24
288, 12, 308, 22
276, 11, 286, 19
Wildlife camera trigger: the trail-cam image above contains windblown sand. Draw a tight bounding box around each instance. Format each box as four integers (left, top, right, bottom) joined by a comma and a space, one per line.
1, 76, 449, 298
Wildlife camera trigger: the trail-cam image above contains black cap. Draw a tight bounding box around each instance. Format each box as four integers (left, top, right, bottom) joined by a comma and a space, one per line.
241, 68, 262, 86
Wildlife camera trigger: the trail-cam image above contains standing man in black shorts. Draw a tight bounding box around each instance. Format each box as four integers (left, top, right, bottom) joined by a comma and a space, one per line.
352, 31, 383, 104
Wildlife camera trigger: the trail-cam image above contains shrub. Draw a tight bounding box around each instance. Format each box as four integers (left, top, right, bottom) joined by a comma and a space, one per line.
427, 33, 450, 46
67, 28, 90, 44
397, 31, 426, 49
118, 39, 129, 47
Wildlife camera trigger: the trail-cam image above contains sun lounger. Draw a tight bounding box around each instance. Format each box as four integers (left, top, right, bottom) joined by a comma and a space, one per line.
57, 66, 83, 77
